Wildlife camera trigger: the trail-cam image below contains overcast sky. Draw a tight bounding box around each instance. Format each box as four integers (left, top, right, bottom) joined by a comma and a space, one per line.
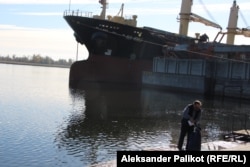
0, 0, 250, 60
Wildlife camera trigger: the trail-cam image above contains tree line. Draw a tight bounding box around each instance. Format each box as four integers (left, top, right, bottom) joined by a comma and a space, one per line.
0, 54, 73, 66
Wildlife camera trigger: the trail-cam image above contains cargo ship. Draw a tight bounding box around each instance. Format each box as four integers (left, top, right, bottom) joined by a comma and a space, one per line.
64, 0, 250, 89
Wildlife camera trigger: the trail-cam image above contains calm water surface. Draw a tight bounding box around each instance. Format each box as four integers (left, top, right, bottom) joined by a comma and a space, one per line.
0, 63, 250, 167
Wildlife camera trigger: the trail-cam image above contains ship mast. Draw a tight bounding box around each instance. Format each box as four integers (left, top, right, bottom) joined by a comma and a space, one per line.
179, 0, 222, 36
179, 0, 193, 36
226, 0, 239, 45
99, 0, 108, 19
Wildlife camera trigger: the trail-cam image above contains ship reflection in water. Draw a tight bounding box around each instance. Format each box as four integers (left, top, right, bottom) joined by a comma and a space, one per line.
55, 85, 250, 166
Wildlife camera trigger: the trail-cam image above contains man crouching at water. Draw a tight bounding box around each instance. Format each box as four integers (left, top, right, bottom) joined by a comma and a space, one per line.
177, 100, 202, 151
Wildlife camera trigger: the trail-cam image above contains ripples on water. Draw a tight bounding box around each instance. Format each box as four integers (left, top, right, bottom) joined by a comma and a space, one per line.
0, 64, 250, 167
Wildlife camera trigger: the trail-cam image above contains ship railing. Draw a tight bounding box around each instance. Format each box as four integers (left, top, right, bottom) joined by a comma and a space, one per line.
63, 10, 93, 18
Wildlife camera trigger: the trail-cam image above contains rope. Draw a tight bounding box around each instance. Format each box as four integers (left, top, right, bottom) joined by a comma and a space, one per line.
239, 10, 249, 28
198, 0, 219, 25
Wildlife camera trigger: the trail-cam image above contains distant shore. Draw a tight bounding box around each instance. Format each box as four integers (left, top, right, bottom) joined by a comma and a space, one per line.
0, 60, 71, 68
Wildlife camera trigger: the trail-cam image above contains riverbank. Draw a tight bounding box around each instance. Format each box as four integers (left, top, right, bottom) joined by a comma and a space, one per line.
0, 60, 71, 68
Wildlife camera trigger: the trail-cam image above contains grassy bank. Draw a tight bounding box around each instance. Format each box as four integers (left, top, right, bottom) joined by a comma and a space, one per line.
0, 60, 71, 68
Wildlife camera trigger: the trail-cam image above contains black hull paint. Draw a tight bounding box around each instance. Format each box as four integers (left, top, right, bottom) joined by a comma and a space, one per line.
64, 15, 192, 89
64, 16, 178, 59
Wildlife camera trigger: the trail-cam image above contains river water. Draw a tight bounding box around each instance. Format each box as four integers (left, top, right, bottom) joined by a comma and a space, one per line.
0, 63, 249, 167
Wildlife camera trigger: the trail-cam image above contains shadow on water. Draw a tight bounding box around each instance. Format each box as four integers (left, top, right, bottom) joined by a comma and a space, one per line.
55, 84, 250, 165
